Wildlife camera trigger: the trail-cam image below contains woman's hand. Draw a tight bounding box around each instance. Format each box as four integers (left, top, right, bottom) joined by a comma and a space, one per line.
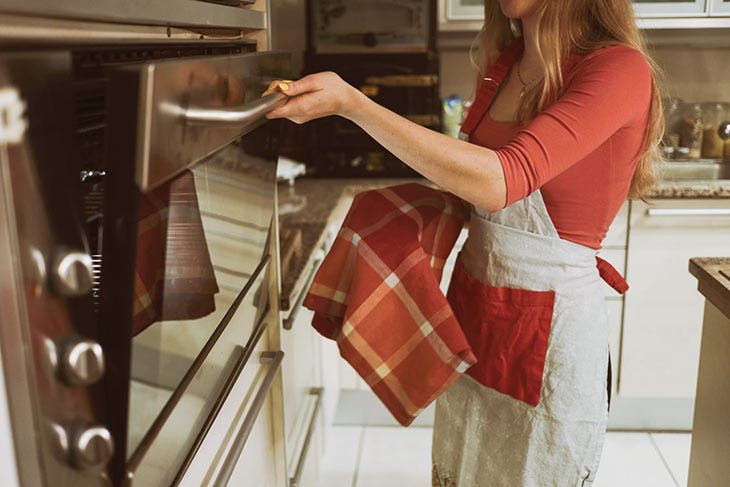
262, 72, 364, 124
262, 73, 508, 212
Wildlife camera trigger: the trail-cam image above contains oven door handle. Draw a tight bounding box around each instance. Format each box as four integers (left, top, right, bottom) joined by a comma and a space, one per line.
180, 92, 288, 127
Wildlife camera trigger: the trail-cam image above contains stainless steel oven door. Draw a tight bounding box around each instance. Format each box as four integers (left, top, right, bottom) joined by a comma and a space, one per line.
102, 51, 290, 485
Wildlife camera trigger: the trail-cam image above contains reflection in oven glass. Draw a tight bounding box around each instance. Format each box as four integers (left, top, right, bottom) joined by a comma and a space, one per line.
125, 138, 275, 484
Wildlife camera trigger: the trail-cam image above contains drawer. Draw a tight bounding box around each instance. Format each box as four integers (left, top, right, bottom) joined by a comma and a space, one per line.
178, 338, 283, 486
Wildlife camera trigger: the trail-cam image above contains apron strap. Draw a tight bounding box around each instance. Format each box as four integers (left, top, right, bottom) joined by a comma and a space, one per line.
460, 37, 523, 137
596, 256, 629, 294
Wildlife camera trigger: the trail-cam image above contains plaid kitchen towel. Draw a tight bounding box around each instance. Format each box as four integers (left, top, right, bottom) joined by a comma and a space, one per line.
133, 170, 219, 336
303, 183, 476, 426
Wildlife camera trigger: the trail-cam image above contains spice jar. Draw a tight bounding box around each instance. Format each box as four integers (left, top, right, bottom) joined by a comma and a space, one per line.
701, 102, 726, 159
678, 102, 704, 159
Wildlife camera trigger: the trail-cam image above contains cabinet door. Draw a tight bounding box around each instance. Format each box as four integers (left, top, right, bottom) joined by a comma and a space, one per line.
710, 0, 730, 14
281, 303, 321, 454
621, 199, 730, 401
178, 345, 284, 487
444, 0, 483, 20
632, 0, 707, 17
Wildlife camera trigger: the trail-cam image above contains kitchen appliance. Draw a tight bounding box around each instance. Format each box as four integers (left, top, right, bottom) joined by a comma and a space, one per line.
309, 0, 434, 53
285, 0, 439, 177
0, 10, 291, 486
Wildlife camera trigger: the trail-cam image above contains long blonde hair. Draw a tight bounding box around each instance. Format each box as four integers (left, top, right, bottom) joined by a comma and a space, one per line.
473, 0, 663, 197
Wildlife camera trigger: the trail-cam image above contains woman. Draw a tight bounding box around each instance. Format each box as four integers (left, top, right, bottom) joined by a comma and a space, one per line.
265, 0, 662, 485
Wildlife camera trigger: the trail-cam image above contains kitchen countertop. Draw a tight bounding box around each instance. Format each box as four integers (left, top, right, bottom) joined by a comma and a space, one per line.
646, 179, 730, 199
278, 177, 730, 311
689, 257, 730, 320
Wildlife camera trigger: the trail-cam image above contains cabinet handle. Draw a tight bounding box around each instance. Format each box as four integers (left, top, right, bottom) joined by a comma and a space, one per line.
646, 208, 730, 217
283, 257, 323, 330
214, 351, 284, 487
289, 388, 324, 487
172, 306, 271, 484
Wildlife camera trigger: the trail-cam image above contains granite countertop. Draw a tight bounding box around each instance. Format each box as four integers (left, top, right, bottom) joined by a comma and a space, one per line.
646, 179, 730, 199
689, 258, 730, 320
278, 176, 730, 311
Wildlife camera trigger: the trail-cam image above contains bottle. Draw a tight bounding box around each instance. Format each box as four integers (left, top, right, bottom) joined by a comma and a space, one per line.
701, 102, 725, 159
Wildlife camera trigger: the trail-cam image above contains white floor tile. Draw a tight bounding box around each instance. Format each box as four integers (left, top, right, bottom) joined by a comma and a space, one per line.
651, 433, 692, 487
594, 433, 677, 487
317, 426, 364, 487
355, 426, 432, 487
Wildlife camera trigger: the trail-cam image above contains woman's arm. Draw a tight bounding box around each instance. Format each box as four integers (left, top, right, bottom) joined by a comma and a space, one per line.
264, 74, 508, 212
265, 46, 652, 211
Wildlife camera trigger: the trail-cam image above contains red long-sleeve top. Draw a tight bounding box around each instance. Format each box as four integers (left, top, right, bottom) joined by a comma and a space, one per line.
469, 39, 653, 249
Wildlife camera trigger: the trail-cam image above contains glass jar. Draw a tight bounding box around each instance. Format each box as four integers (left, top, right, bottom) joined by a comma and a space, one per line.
701, 102, 726, 159
661, 98, 682, 160
678, 102, 703, 160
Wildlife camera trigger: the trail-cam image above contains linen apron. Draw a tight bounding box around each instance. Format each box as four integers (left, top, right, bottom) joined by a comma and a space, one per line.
432, 191, 613, 487
432, 37, 626, 487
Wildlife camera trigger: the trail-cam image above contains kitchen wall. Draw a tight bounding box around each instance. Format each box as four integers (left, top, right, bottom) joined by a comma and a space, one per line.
439, 29, 730, 103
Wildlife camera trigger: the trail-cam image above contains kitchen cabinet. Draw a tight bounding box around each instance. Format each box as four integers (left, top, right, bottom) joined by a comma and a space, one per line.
711, 0, 730, 14
438, 0, 730, 31
633, 0, 706, 17
612, 198, 730, 430
178, 315, 285, 487
280, 287, 325, 487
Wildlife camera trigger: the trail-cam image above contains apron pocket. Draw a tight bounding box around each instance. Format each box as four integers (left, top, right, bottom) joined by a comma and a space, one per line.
447, 258, 555, 406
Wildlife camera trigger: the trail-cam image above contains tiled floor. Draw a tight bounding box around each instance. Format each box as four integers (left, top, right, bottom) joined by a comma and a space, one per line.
316, 427, 691, 487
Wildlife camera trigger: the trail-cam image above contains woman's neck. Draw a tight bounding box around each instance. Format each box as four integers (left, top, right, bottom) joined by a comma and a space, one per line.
518, 14, 541, 73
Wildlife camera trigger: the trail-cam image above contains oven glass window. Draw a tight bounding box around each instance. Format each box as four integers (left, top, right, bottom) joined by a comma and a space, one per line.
124, 126, 277, 484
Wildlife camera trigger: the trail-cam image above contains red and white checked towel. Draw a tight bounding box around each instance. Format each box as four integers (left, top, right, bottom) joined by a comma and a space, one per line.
303, 183, 476, 426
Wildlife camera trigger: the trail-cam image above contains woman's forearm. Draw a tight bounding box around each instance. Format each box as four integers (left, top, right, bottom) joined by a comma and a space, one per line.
345, 91, 507, 212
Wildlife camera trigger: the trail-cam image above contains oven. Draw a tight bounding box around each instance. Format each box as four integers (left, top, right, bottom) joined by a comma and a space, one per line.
289, 0, 439, 177
0, 13, 291, 486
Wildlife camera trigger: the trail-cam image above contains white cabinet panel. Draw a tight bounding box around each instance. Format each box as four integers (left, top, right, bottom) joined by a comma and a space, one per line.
710, 0, 730, 13
621, 199, 730, 399
632, 0, 707, 17
179, 341, 282, 487
281, 305, 321, 455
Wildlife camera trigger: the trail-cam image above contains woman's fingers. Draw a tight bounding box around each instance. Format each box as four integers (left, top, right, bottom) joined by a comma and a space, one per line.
261, 79, 294, 97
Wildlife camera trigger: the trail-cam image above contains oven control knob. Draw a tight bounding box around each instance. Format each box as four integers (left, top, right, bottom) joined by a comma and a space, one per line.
60, 338, 105, 385
69, 425, 114, 469
52, 251, 94, 297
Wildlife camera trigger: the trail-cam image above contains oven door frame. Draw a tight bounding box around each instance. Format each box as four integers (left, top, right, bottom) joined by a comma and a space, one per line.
101, 50, 290, 484
0, 0, 264, 32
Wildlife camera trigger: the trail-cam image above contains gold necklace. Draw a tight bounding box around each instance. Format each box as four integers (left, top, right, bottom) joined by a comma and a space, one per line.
515, 60, 540, 98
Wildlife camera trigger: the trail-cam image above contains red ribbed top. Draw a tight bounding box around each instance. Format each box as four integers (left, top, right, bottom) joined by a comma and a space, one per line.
462, 37, 652, 249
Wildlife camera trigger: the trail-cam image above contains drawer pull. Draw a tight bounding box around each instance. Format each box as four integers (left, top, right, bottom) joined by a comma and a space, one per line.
214, 350, 284, 487
127, 254, 269, 472
289, 388, 324, 487
283, 257, 323, 330
646, 208, 730, 217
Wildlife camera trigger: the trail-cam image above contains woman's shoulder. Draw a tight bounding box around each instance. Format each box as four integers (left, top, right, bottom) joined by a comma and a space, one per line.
567, 43, 651, 80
